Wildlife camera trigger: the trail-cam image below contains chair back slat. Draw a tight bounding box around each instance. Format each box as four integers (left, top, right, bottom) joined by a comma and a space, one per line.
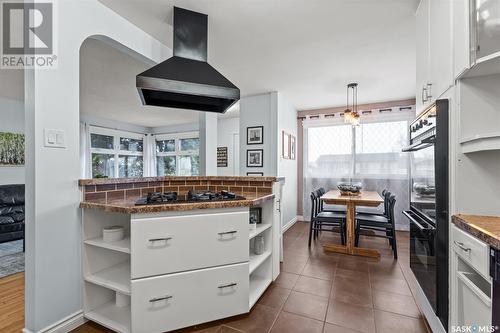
383, 190, 392, 216
387, 194, 397, 226
310, 191, 318, 221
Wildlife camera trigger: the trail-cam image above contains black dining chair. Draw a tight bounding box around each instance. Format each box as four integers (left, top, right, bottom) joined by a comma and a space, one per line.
308, 190, 346, 247
355, 194, 398, 259
356, 189, 389, 215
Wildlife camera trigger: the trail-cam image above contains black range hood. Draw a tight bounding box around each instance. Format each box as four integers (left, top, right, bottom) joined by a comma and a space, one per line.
136, 7, 240, 113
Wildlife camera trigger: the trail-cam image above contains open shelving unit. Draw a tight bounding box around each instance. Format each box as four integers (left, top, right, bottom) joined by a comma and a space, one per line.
458, 74, 500, 153
85, 236, 131, 254
249, 223, 271, 240
249, 250, 272, 274
248, 200, 275, 309
249, 260, 272, 309
85, 301, 131, 333
85, 261, 131, 295
83, 209, 131, 333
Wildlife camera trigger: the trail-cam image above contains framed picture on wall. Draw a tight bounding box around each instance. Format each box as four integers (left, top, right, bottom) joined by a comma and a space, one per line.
247, 149, 263, 167
290, 135, 296, 160
247, 126, 264, 145
282, 131, 290, 159
247, 172, 264, 176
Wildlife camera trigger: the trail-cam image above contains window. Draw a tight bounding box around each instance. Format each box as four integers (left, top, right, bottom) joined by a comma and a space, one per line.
355, 121, 409, 176
306, 120, 409, 179
307, 125, 353, 178
156, 132, 200, 176
90, 127, 144, 178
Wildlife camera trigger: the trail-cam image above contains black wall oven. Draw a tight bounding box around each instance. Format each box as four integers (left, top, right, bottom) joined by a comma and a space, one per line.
402, 100, 449, 330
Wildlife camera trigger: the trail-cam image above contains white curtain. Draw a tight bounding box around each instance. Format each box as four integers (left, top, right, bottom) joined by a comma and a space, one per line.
79, 122, 91, 179
303, 110, 414, 230
143, 134, 156, 177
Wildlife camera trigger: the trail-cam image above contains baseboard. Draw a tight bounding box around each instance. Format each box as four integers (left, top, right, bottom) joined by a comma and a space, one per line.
23, 311, 86, 333
281, 216, 299, 233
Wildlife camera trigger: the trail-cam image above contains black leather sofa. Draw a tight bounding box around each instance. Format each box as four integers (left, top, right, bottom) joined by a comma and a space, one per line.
0, 184, 25, 248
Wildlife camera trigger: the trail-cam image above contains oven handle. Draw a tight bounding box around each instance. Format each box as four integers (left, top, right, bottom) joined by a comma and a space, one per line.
402, 210, 435, 231
402, 135, 436, 152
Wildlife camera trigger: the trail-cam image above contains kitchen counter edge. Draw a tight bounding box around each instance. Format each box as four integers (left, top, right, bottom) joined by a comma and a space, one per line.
452, 214, 500, 249
80, 194, 275, 214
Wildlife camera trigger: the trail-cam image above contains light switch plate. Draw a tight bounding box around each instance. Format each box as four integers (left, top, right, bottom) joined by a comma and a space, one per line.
44, 129, 66, 148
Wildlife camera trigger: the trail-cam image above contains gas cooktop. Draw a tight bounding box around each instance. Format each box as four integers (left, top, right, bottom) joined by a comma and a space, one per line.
135, 190, 246, 206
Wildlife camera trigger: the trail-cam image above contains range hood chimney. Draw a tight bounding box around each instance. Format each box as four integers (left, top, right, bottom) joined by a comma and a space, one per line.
136, 7, 240, 113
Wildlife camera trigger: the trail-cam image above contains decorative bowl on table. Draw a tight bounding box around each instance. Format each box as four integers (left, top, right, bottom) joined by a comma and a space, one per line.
413, 183, 435, 197
337, 182, 362, 196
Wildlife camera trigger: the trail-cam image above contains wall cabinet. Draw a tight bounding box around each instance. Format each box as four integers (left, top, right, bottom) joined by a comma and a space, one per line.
453, 0, 471, 79
416, 0, 453, 114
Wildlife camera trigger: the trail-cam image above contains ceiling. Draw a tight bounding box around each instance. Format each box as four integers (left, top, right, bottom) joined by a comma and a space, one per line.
80, 38, 201, 127
98, 0, 419, 110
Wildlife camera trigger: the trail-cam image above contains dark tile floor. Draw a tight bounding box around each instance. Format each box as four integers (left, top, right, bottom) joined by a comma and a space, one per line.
75, 222, 430, 333
173, 222, 430, 333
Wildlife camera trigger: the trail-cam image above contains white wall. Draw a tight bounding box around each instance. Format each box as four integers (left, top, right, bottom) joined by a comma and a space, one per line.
0, 97, 25, 185
24, 1, 170, 331
239, 92, 298, 227
239, 93, 278, 176
277, 93, 298, 227
217, 117, 239, 176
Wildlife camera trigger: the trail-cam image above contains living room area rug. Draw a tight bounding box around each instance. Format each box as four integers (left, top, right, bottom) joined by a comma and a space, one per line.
0, 240, 24, 278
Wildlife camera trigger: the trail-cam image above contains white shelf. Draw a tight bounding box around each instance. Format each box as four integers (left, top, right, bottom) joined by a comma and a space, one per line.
460, 132, 500, 154
249, 250, 272, 274
85, 236, 131, 254
249, 275, 272, 309
249, 223, 271, 240
463, 52, 500, 79
85, 302, 130, 333
85, 262, 131, 295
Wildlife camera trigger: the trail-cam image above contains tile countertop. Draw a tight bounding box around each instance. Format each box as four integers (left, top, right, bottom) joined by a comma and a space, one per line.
80, 193, 275, 214
452, 214, 500, 249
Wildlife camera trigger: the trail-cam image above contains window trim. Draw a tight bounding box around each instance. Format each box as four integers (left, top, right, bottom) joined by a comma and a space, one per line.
89, 126, 145, 178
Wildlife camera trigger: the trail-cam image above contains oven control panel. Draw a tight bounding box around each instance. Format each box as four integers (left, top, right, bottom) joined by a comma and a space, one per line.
410, 105, 437, 140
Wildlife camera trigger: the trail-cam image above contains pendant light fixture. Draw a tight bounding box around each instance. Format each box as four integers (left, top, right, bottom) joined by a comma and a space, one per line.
343, 83, 360, 126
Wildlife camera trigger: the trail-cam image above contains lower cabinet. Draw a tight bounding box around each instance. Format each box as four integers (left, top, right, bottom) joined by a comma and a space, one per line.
131, 262, 249, 333
451, 225, 492, 328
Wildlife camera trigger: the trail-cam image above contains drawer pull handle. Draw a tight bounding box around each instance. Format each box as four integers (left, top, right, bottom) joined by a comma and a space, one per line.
218, 282, 238, 289
149, 295, 173, 303
149, 237, 172, 243
454, 241, 471, 253
218, 231, 237, 236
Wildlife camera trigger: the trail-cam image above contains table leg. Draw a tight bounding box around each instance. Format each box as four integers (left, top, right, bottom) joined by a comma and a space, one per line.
345, 202, 355, 254
323, 202, 380, 259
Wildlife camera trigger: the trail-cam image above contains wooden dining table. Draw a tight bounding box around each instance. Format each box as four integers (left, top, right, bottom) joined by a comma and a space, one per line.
320, 190, 384, 258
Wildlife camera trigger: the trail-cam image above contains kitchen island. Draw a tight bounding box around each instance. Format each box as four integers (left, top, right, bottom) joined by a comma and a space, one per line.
79, 176, 283, 333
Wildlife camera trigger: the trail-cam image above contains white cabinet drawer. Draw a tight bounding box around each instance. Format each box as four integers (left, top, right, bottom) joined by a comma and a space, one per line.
131, 263, 249, 333
452, 225, 489, 277
131, 211, 249, 279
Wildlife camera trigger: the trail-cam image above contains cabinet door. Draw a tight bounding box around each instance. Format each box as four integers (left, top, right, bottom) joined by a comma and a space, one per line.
131, 210, 249, 279
429, 0, 453, 101
453, 0, 470, 78
132, 263, 249, 333
416, 0, 430, 113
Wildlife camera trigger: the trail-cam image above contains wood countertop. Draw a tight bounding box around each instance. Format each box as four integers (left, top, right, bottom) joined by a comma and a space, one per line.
452, 214, 500, 249
80, 193, 275, 214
